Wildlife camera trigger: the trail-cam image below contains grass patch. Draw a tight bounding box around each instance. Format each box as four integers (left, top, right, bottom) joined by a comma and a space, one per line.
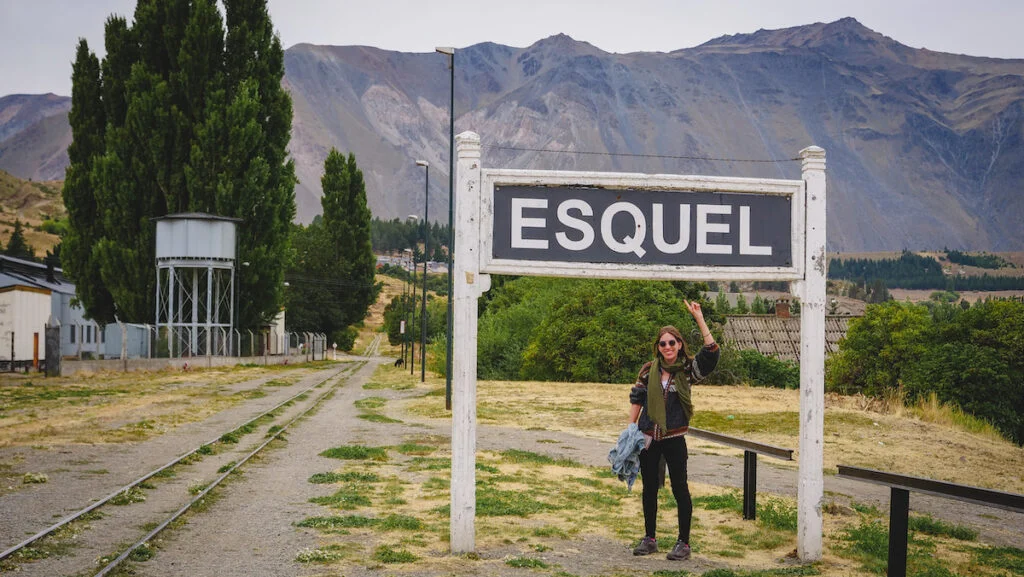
971, 545, 1024, 573
357, 413, 402, 423
505, 556, 549, 568
319, 445, 388, 461
298, 515, 376, 529
839, 519, 889, 573
909, 513, 977, 541
694, 491, 743, 514
693, 411, 800, 436
264, 378, 296, 387
378, 514, 424, 530
406, 457, 450, 471
373, 544, 418, 563
309, 486, 372, 509
295, 545, 344, 563
22, 472, 48, 483
309, 471, 380, 484
110, 487, 146, 506
757, 498, 797, 532
499, 449, 581, 467
394, 442, 436, 455
217, 461, 237, 474
476, 486, 557, 517
354, 396, 387, 409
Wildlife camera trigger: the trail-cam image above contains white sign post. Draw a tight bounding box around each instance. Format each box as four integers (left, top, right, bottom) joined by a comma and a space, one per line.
450, 131, 826, 560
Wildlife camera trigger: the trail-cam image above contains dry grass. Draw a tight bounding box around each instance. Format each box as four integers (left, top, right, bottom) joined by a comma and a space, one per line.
0, 365, 322, 447
402, 376, 1024, 494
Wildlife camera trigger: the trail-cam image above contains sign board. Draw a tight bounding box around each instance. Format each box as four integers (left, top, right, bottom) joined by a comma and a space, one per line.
450, 132, 827, 561
480, 171, 804, 281
400, 320, 406, 334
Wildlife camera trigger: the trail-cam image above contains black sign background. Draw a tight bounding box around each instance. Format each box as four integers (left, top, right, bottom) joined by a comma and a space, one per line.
492, 186, 793, 267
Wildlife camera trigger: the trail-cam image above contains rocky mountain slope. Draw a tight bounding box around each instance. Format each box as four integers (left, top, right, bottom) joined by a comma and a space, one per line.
284, 18, 1024, 251
2, 18, 1022, 251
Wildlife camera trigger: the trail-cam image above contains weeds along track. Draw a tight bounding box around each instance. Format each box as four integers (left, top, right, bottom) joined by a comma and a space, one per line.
0, 361, 365, 576
361, 333, 384, 357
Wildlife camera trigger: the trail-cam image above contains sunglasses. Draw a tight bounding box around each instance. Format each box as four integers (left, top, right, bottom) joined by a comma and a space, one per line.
658, 339, 678, 348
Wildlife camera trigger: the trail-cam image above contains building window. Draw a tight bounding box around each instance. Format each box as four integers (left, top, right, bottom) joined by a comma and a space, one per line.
86, 325, 92, 344
70, 325, 76, 343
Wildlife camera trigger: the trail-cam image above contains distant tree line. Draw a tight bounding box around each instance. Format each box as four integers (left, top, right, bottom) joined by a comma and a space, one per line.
371, 217, 449, 262
828, 250, 1024, 291
944, 250, 1014, 270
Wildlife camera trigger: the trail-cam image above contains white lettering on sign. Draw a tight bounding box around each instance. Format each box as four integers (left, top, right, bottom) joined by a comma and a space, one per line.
653, 203, 690, 254
506, 198, 776, 258
740, 206, 771, 256
555, 199, 594, 251
511, 198, 548, 249
601, 202, 647, 257
697, 205, 732, 255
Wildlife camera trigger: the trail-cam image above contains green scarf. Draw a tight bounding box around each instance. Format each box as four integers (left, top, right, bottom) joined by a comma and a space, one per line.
646, 357, 693, 433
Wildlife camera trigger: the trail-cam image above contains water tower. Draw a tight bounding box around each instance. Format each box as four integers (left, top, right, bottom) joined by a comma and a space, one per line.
154, 213, 241, 358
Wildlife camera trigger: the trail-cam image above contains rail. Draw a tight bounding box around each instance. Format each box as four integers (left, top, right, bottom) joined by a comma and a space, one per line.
837, 464, 1024, 577
688, 427, 794, 520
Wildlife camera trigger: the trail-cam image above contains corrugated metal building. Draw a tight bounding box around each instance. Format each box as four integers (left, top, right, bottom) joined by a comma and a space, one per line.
722, 302, 853, 362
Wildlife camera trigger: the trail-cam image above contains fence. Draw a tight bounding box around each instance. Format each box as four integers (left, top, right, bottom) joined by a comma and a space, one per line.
687, 427, 794, 520
837, 465, 1024, 577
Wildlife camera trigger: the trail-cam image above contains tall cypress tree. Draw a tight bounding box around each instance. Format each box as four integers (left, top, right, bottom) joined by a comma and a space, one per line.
64, 0, 294, 326
340, 152, 377, 326
62, 38, 115, 323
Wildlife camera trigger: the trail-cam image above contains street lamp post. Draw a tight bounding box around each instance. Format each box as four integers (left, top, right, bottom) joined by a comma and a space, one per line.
415, 160, 429, 383
436, 46, 455, 410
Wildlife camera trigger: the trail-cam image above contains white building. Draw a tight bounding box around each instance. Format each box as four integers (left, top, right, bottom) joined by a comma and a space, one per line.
0, 255, 103, 360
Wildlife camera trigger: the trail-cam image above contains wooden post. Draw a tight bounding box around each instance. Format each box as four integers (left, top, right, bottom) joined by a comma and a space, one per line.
450, 131, 487, 553
796, 145, 826, 560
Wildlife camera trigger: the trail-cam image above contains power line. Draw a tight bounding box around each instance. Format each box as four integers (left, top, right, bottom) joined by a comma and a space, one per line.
482, 144, 800, 163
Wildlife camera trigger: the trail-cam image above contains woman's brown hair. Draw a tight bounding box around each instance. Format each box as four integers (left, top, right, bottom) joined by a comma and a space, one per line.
653, 325, 691, 360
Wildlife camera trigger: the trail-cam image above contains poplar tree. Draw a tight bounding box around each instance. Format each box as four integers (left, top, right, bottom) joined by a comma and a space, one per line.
62, 39, 115, 324
62, 0, 295, 326
285, 149, 376, 347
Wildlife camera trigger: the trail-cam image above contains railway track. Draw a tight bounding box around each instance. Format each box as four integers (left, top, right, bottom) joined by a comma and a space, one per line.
0, 360, 366, 576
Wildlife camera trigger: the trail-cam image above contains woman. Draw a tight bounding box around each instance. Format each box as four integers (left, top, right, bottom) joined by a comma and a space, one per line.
628, 299, 719, 561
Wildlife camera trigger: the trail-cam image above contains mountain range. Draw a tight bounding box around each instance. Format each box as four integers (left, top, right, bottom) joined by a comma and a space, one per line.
1, 17, 1022, 251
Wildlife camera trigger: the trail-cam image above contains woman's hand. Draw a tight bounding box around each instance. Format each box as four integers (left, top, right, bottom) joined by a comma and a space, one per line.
683, 299, 704, 322
684, 299, 715, 345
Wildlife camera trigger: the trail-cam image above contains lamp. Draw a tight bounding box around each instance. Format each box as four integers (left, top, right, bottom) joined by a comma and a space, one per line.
415, 160, 429, 383
435, 46, 455, 410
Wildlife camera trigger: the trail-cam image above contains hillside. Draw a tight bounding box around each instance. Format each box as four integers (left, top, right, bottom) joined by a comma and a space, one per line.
282, 18, 1024, 251
0, 169, 64, 256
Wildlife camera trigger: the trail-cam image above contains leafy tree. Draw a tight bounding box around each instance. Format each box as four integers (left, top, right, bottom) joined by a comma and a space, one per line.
520, 280, 704, 383
826, 301, 931, 396
64, 0, 294, 326
4, 220, 35, 261
715, 289, 731, 315
729, 281, 739, 293
734, 293, 749, 314
790, 298, 801, 316
751, 294, 767, 314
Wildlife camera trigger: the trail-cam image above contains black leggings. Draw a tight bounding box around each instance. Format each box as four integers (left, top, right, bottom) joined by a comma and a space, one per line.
639, 435, 692, 542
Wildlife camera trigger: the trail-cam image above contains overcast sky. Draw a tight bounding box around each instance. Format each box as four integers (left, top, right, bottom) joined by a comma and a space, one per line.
2, 0, 1023, 96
